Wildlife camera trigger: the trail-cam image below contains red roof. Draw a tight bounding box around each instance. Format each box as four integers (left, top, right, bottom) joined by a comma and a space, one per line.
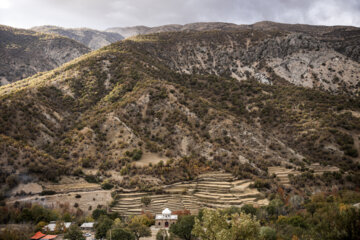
41, 235, 57, 240
31, 232, 46, 240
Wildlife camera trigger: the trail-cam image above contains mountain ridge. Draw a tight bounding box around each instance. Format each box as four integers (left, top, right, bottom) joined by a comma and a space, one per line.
31, 25, 124, 50
1, 28, 359, 195
0, 24, 90, 86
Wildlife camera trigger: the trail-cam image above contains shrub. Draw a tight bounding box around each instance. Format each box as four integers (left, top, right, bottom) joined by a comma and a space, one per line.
141, 196, 151, 207
40, 190, 56, 196
101, 181, 114, 190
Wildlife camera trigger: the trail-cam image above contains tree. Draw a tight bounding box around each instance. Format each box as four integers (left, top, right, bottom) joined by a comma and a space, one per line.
92, 208, 107, 220
241, 204, 257, 216
259, 226, 276, 240
170, 215, 195, 240
64, 224, 85, 240
156, 229, 169, 240
230, 212, 260, 240
141, 196, 152, 207
192, 208, 230, 240
54, 221, 65, 234
107, 227, 135, 240
95, 215, 113, 239
130, 214, 154, 227
128, 222, 151, 240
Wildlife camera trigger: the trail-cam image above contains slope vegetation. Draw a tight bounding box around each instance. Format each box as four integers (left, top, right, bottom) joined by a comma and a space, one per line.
0, 29, 359, 197
0, 25, 90, 85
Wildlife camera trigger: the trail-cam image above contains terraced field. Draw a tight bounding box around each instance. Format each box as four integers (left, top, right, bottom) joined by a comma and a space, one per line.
268, 163, 340, 186
111, 172, 268, 217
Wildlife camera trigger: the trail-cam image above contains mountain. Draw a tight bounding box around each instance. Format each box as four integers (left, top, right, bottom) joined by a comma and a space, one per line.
107, 22, 360, 64
1, 25, 360, 196
106, 22, 241, 37
0, 25, 90, 86
31, 25, 124, 50
106, 26, 151, 38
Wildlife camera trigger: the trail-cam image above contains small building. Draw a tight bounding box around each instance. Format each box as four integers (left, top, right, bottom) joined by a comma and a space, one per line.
80, 222, 95, 230
155, 208, 178, 228
41, 235, 58, 240
30, 231, 46, 240
43, 221, 72, 232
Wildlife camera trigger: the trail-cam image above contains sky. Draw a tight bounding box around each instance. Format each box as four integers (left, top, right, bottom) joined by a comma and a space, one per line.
0, 0, 359, 30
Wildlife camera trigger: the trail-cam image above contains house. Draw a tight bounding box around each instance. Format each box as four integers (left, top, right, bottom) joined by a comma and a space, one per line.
41, 235, 58, 240
43, 221, 72, 232
30, 231, 46, 240
80, 222, 95, 230
30, 232, 58, 240
155, 208, 178, 228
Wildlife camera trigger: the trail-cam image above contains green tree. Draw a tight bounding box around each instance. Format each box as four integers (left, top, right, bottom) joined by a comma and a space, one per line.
64, 224, 85, 240
241, 204, 257, 216
192, 208, 230, 240
107, 227, 134, 240
259, 226, 276, 240
156, 229, 169, 240
128, 222, 151, 240
230, 212, 260, 240
170, 215, 195, 240
95, 215, 113, 239
141, 196, 152, 207
92, 208, 107, 220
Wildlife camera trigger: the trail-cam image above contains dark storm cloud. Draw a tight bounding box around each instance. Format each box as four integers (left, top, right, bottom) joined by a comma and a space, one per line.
0, 0, 359, 29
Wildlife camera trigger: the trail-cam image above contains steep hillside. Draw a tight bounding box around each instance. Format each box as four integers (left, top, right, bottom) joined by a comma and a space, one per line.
1, 29, 359, 198
0, 25, 90, 85
108, 21, 360, 64
32, 25, 124, 50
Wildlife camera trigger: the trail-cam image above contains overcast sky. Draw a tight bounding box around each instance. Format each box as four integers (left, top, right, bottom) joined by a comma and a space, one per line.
0, 0, 359, 30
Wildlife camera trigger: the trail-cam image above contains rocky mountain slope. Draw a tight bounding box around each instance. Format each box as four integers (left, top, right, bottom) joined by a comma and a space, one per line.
1, 27, 360, 197
108, 21, 360, 64
0, 25, 90, 86
31, 25, 124, 50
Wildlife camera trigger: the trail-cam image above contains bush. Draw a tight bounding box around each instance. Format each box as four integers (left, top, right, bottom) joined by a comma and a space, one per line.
40, 190, 56, 196
141, 196, 151, 207
6, 175, 18, 188
126, 149, 143, 161
92, 208, 107, 220
84, 174, 99, 183
101, 181, 114, 190
156, 229, 168, 240
259, 226, 276, 240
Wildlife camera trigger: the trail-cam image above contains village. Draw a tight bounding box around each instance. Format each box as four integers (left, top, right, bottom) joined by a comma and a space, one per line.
29, 208, 177, 240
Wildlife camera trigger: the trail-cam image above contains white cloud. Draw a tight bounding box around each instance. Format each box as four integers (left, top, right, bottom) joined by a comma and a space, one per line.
0, 0, 359, 29
0, 0, 10, 9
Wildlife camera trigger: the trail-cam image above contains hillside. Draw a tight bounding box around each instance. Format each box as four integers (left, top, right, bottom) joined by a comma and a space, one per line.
32, 25, 124, 50
108, 21, 360, 64
0, 25, 90, 85
1, 28, 360, 200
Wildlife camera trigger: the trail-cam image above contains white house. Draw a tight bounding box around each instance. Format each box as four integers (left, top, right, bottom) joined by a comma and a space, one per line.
155, 208, 178, 228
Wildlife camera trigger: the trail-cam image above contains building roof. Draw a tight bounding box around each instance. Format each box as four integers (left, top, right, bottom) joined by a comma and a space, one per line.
41, 235, 57, 240
155, 214, 178, 220
81, 222, 95, 228
44, 222, 72, 232
31, 231, 46, 240
162, 208, 172, 215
